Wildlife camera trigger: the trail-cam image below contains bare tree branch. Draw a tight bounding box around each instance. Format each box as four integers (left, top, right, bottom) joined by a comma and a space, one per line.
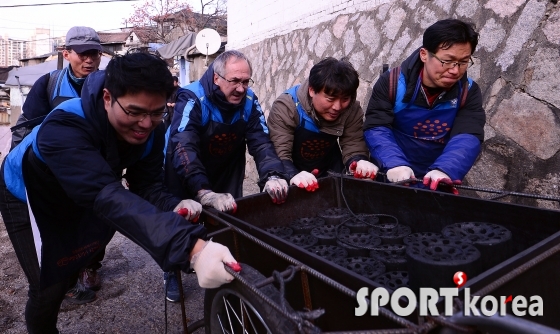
126, 0, 226, 44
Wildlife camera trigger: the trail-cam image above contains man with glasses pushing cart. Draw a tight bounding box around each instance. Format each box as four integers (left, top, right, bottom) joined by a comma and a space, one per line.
4, 26, 106, 307
363, 19, 485, 194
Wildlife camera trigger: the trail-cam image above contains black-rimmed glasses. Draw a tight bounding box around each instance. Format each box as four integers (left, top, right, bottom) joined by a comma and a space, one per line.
69, 49, 102, 61
114, 98, 167, 122
216, 72, 254, 88
429, 52, 473, 69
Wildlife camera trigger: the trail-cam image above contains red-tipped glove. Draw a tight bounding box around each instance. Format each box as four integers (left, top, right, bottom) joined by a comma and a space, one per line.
290, 171, 319, 192
423, 170, 462, 195
174, 200, 202, 222
264, 176, 288, 204
349, 160, 379, 180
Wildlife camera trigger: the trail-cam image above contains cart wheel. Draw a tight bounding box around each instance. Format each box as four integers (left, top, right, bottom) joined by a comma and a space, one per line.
204, 264, 298, 334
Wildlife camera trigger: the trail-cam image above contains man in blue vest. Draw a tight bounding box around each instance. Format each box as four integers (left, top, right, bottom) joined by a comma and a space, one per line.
6, 26, 104, 305
268, 57, 379, 192
164, 50, 288, 301
11, 26, 103, 148
363, 19, 485, 194
0, 52, 237, 333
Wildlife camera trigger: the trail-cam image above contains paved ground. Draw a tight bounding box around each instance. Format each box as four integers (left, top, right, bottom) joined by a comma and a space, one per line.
0, 170, 260, 334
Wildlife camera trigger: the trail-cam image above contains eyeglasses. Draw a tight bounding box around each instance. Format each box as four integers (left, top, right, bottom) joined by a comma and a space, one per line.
216, 72, 254, 88
429, 52, 473, 69
114, 97, 167, 122
70, 49, 102, 61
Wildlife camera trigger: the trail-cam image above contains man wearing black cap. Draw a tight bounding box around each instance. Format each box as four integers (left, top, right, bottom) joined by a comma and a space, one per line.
3, 26, 104, 307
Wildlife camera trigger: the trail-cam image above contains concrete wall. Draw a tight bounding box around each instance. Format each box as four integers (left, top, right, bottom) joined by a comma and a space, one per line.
230, 0, 560, 209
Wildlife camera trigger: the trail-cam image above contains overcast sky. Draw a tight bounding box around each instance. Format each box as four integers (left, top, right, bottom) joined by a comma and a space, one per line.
0, 0, 203, 40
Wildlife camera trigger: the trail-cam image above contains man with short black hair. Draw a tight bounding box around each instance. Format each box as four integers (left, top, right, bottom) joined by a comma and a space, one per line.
4, 26, 105, 306
1, 52, 237, 333
268, 57, 378, 192
363, 19, 485, 194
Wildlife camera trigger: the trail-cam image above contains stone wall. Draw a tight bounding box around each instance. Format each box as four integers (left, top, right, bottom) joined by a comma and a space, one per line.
235, 0, 560, 209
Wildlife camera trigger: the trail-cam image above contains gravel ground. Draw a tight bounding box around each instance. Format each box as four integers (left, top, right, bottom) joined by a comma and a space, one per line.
0, 178, 260, 334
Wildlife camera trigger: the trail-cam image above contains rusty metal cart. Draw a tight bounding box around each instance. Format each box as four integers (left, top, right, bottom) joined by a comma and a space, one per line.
185, 176, 560, 333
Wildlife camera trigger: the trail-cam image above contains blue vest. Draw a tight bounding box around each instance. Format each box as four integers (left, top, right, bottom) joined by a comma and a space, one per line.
48, 67, 80, 109
285, 85, 320, 133
165, 81, 256, 155
391, 73, 472, 176
4, 98, 153, 202
183, 81, 254, 128
284, 85, 343, 175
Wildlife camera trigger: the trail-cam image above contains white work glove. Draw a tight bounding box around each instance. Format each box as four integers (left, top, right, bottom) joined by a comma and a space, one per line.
290, 171, 319, 192
423, 170, 461, 195
263, 176, 288, 204
191, 240, 237, 288
386, 166, 416, 182
198, 190, 237, 213
173, 199, 202, 222
349, 160, 379, 180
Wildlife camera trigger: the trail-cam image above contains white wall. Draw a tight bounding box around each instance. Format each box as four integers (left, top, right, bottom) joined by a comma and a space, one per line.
227, 0, 392, 49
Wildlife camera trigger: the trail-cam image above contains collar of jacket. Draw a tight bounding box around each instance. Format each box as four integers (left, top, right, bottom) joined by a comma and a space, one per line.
295, 79, 353, 135
401, 47, 468, 106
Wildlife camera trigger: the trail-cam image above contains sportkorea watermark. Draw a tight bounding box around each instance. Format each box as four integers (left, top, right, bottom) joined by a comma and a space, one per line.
355, 271, 543, 317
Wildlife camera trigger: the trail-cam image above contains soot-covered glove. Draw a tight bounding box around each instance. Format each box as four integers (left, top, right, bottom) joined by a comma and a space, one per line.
264, 176, 288, 204
191, 240, 238, 288
198, 190, 237, 213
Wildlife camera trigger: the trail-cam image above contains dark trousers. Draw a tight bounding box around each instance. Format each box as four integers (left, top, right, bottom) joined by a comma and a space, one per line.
0, 179, 103, 333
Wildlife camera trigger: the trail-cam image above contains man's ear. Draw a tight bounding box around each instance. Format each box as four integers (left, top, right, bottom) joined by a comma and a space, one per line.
102, 88, 112, 112
62, 50, 71, 61
419, 48, 428, 63
213, 73, 219, 85
308, 86, 316, 98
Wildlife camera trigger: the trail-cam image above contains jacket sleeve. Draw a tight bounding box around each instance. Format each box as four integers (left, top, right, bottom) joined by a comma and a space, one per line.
363, 72, 410, 170
428, 80, 485, 180
267, 93, 300, 179
168, 88, 212, 195
245, 95, 287, 187
363, 71, 395, 130
22, 73, 52, 120
11, 74, 52, 149
364, 127, 410, 170
429, 133, 481, 180
450, 80, 485, 142
37, 113, 206, 272
125, 124, 180, 211
339, 102, 369, 169
94, 182, 205, 272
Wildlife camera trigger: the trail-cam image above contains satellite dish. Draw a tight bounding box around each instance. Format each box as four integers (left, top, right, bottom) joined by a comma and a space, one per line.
195, 28, 221, 56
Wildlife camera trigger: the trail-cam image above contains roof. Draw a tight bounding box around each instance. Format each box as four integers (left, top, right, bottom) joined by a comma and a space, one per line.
0, 66, 18, 84
98, 32, 131, 44
132, 27, 157, 44
156, 33, 196, 59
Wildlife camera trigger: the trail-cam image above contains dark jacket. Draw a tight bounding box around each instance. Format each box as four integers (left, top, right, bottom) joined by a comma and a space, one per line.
11, 67, 83, 149
165, 64, 286, 199
5, 70, 205, 287
363, 48, 485, 180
